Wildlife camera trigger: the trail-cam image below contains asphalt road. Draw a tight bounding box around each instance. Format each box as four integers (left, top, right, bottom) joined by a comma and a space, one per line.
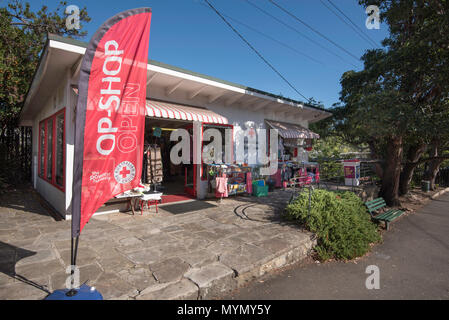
228, 193, 449, 300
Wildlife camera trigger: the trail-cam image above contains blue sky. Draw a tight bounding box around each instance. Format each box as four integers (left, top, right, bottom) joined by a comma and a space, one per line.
27, 0, 389, 108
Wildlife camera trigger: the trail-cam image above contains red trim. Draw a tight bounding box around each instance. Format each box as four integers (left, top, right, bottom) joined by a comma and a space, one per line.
43, 119, 48, 181
38, 108, 66, 192
193, 164, 197, 197
38, 122, 42, 178
200, 123, 204, 180
183, 124, 196, 197
145, 100, 228, 124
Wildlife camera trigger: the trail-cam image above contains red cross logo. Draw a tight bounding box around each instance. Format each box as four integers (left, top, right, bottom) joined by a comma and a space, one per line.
114, 161, 136, 184
119, 166, 130, 179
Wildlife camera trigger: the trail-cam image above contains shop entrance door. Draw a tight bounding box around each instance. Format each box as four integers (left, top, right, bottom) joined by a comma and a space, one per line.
144, 118, 195, 201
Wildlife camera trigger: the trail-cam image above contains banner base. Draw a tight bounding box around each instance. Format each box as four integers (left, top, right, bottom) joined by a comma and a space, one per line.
45, 284, 103, 300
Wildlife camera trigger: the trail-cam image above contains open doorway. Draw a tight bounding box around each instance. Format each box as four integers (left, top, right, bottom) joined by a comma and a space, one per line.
143, 118, 195, 204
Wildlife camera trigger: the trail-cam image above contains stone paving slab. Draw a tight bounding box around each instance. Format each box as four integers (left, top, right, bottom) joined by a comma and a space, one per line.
184, 263, 236, 299
136, 278, 199, 300
0, 186, 315, 300
150, 257, 190, 283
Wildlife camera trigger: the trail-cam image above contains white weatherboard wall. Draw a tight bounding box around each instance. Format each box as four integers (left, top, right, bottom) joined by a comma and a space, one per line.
31, 73, 69, 217
65, 69, 77, 218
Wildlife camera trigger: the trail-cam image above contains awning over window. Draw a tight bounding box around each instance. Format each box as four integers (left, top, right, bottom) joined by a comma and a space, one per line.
145, 100, 228, 124
265, 120, 320, 139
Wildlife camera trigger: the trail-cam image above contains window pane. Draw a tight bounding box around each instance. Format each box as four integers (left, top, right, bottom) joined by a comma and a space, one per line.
40, 124, 45, 176
55, 113, 64, 187
46, 119, 53, 181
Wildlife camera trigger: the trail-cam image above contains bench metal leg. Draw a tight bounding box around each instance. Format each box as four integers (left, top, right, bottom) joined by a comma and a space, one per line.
385, 221, 389, 231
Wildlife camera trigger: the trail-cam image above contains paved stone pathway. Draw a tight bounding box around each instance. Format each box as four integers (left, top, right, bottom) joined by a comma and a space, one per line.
0, 186, 314, 300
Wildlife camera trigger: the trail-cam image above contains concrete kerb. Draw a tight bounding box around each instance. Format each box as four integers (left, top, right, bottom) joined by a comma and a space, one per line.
232, 236, 317, 288
431, 187, 449, 200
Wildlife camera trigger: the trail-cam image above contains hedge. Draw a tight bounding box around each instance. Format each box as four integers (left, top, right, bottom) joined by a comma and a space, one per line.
285, 189, 381, 261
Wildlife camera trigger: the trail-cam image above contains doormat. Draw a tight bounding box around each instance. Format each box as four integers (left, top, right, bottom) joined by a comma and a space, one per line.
161, 194, 196, 204
160, 201, 217, 215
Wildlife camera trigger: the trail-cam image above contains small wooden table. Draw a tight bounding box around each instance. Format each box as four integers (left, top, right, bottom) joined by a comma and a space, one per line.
115, 191, 144, 215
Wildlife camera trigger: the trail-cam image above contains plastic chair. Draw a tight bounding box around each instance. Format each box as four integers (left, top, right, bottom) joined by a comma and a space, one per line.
139, 192, 162, 215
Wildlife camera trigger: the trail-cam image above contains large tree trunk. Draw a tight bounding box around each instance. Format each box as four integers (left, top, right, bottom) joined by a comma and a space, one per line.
424, 141, 443, 191
399, 143, 427, 195
380, 136, 403, 206
427, 159, 444, 190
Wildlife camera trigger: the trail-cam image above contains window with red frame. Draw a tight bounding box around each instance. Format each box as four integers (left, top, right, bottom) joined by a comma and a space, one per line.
38, 109, 65, 191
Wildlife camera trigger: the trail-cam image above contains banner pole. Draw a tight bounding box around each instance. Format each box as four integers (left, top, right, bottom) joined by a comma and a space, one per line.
66, 236, 80, 297
73, 236, 80, 266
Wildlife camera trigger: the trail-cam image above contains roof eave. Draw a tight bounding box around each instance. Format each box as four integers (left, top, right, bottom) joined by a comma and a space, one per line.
22, 34, 332, 121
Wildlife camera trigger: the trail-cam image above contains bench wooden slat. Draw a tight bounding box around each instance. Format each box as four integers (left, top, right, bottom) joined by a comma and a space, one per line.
374, 209, 398, 217
367, 204, 386, 212
373, 210, 404, 222
385, 211, 404, 222
365, 197, 385, 203
365, 198, 386, 212
365, 197, 404, 230
366, 200, 386, 208
365, 198, 385, 206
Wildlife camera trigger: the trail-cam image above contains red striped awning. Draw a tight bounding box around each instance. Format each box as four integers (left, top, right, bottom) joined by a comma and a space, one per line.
265, 120, 320, 139
145, 100, 228, 124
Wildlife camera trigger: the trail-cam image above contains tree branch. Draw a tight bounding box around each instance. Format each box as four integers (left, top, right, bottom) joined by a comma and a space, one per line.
404, 156, 449, 165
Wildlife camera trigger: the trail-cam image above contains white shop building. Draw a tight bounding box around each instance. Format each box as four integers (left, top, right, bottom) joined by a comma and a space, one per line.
19, 34, 331, 219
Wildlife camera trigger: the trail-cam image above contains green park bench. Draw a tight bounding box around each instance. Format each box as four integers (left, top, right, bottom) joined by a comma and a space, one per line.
364, 197, 404, 230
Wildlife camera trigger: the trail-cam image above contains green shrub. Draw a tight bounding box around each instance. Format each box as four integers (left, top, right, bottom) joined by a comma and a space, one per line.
285, 189, 381, 261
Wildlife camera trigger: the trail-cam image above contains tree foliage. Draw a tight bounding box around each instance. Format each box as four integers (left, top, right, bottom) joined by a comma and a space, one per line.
0, 0, 90, 129
326, 0, 449, 204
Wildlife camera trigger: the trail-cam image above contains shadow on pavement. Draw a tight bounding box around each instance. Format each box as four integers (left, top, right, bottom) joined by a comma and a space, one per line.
0, 241, 50, 294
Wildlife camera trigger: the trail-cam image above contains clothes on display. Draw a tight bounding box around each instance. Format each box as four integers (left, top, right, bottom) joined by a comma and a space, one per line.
143, 145, 163, 185
268, 161, 320, 189
215, 175, 228, 198
205, 164, 252, 198
246, 172, 252, 194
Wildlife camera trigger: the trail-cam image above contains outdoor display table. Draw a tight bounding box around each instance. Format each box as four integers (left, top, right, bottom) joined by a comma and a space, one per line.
115, 191, 145, 215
